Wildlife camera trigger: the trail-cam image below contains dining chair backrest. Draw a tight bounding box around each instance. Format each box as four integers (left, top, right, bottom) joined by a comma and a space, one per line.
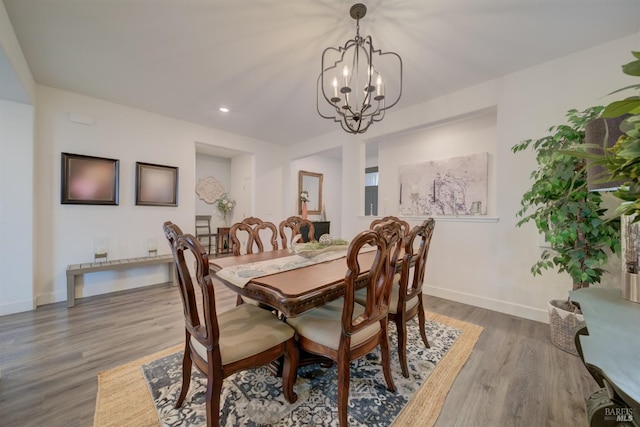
343, 221, 403, 334
163, 221, 189, 312
163, 220, 182, 256
369, 216, 411, 239
195, 215, 216, 254
402, 218, 435, 299
279, 215, 315, 249
164, 222, 220, 350
230, 217, 279, 255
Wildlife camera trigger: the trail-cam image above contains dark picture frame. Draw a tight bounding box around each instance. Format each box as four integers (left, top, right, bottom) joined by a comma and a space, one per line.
135, 162, 179, 207
61, 152, 119, 205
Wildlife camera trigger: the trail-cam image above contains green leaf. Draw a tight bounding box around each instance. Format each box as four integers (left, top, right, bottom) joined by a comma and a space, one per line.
602, 98, 640, 118
622, 59, 640, 77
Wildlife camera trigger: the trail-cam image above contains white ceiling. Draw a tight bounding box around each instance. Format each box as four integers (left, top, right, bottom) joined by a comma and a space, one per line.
3, 0, 640, 146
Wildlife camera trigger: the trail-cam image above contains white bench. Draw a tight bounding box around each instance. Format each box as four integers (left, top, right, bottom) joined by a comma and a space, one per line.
66, 254, 175, 307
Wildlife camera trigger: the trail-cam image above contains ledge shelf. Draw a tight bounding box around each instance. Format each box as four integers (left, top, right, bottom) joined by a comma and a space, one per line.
359, 215, 499, 223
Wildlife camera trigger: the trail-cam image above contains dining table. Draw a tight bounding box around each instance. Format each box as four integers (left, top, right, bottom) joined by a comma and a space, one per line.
209, 247, 382, 317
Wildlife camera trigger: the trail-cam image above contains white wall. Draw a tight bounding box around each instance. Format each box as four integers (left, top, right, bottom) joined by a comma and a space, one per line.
34, 86, 284, 305
376, 110, 497, 217
0, 100, 34, 315
291, 33, 639, 323
0, 0, 36, 315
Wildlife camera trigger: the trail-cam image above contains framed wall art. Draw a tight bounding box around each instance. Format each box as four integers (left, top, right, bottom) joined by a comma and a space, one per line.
61, 152, 119, 205
135, 162, 179, 207
398, 152, 488, 216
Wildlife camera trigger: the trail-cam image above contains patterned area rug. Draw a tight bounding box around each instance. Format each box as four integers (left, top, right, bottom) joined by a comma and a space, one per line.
142, 319, 460, 427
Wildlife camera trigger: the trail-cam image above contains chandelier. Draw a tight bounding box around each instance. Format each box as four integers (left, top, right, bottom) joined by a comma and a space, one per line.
317, 3, 402, 134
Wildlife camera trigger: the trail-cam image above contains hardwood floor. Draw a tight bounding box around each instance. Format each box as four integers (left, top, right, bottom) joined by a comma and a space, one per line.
0, 283, 598, 427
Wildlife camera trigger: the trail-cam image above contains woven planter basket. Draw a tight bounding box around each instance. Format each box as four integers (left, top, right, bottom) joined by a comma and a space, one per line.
548, 299, 585, 356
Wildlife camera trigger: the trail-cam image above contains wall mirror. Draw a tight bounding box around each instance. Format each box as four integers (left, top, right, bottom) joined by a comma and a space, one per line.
298, 170, 323, 215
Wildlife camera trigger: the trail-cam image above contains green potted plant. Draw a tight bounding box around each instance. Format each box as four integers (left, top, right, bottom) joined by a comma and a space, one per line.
512, 106, 620, 355
590, 52, 640, 216
574, 51, 640, 303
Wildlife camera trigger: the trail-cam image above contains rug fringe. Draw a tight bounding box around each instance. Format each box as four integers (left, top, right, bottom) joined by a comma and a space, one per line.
93, 344, 182, 427
392, 312, 483, 427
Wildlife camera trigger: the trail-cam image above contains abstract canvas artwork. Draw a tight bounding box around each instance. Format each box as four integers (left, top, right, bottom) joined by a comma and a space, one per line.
61, 152, 119, 205
135, 162, 179, 207
399, 152, 488, 216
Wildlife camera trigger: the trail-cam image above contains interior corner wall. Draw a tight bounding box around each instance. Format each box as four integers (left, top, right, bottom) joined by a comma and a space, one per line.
0, 99, 34, 315
33, 86, 282, 307
195, 153, 231, 229
229, 153, 255, 223
0, 1, 35, 103
290, 155, 343, 238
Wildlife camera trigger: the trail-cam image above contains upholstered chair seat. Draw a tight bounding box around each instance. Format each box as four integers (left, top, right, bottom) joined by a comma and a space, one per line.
355, 271, 420, 315
190, 304, 295, 365
286, 299, 380, 350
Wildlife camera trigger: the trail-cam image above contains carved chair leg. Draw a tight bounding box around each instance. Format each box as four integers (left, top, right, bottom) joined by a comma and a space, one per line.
417, 299, 430, 348
205, 359, 223, 427
380, 320, 396, 392
337, 344, 351, 427
175, 337, 193, 408
281, 339, 299, 403
396, 316, 410, 378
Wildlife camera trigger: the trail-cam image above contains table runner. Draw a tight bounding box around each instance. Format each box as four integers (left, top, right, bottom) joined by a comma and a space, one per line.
215, 246, 376, 287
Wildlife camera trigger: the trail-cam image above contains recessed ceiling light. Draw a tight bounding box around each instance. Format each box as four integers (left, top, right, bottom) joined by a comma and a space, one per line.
219, 107, 229, 113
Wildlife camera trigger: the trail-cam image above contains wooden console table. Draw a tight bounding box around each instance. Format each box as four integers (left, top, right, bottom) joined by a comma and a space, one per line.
570, 287, 640, 426
66, 254, 175, 308
300, 221, 330, 242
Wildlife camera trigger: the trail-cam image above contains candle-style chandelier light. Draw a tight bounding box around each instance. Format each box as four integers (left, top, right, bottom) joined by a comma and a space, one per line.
317, 3, 403, 134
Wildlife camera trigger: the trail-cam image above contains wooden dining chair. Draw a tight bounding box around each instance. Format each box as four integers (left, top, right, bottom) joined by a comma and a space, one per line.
279, 215, 315, 249
286, 223, 403, 427
230, 216, 279, 255
195, 215, 217, 255
359, 218, 435, 377
162, 222, 299, 427
230, 217, 279, 306
370, 215, 410, 238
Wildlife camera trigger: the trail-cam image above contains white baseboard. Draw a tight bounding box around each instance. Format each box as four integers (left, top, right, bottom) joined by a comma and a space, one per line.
423, 285, 549, 324
0, 298, 35, 316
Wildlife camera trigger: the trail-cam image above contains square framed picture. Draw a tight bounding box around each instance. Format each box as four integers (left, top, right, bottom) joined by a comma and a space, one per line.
135, 162, 179, 207
61, 152, 119, 205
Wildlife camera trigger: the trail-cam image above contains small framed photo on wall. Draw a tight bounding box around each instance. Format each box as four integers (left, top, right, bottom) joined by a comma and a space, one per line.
61, 152, 119, 205
135, 162, 179, 207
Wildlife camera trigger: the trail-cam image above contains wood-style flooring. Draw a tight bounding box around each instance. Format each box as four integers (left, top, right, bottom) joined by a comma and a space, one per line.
0, 282, 598, 427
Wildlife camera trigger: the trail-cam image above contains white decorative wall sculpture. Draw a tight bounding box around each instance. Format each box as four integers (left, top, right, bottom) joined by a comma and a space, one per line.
195, 176, 225, 204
